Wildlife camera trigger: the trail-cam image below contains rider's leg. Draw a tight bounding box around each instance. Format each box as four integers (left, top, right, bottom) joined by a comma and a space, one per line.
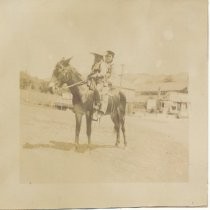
92, 83, 104, 121
99, 86, 109, 114
93, 88, 100, 108
95, 83, 103, 107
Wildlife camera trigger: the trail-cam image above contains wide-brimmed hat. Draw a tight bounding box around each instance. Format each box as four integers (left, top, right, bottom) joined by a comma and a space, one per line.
106, 50, 115, 57
90, 52, 104, 62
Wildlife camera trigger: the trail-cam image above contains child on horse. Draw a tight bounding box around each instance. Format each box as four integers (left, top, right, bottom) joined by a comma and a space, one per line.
87, 50, 115, 120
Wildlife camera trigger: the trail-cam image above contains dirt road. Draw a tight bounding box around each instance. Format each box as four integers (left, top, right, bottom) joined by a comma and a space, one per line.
20, 104, 188, 183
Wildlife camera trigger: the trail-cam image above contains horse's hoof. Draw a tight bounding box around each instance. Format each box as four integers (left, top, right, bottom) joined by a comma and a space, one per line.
75, 144, 79, 151
115, 143, 119, 147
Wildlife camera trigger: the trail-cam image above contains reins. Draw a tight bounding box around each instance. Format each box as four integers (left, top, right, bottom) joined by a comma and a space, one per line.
57, 65, 87, 89
63, 80, 87, 89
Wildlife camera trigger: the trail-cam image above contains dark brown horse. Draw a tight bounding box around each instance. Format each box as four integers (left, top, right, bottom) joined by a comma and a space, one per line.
49, 58, 127, 149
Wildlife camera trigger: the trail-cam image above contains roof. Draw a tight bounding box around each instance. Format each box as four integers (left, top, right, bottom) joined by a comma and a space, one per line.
161, 92, 189, 103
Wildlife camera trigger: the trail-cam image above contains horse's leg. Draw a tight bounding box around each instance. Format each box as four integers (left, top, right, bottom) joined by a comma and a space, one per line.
111, 113, 120, 147
121, 116, 126, 147
115, 123, 120, 147
86, 111, 92, 147
75, 113, 83, 149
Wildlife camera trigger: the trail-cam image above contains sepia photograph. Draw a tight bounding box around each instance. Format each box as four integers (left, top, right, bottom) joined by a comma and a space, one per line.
0, 0, 208, 208
19, 0, 190, 184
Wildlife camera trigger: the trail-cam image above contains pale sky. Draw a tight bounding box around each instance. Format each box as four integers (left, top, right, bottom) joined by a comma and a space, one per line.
0, 0, 207, 79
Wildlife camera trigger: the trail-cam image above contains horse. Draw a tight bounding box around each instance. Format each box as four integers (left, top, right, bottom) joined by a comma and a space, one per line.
49, 58, 127, 149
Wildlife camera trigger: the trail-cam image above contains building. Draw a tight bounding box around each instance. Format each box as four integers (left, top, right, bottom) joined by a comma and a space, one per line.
135, 81, 188, 110
159, 92, 189, 117
146, 98, 157, 113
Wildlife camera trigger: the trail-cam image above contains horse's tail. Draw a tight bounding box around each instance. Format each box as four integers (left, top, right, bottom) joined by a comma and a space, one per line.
119, 91, 126, 115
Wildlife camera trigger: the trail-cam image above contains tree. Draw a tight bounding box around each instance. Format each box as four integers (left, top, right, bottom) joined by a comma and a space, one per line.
20, 71, 32, 89
40, 81, 50, 93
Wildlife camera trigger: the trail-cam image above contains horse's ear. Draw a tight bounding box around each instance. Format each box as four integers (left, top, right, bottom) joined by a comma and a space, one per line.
67, 56, 73, 64
69, 56, 73, 62
63, 57, 73, 66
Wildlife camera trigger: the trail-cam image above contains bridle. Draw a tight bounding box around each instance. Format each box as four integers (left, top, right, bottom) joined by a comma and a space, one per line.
52, 64, 87, 90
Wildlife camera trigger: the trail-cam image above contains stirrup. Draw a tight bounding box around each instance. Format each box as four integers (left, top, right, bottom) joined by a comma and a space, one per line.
97, 111, 104, 119
92, 110, 104, 121
93, 103, 101, 110
92, 112, 99, 121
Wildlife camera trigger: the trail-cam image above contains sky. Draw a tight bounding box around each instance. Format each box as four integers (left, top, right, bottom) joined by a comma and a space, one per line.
0, 0, 207, 79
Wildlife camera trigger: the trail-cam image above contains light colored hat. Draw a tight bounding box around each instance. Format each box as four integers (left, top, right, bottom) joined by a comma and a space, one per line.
106, 50, 115, 57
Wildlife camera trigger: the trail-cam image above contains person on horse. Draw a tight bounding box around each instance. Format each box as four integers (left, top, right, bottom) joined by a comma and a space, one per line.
88, 50, 115, 120
87, 53, 104, 91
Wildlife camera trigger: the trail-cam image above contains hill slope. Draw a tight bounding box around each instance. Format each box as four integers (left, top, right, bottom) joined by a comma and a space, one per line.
121, 72, 188, 90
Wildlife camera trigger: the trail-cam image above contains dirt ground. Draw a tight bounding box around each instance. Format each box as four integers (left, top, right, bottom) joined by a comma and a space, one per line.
20, 103, 188, 183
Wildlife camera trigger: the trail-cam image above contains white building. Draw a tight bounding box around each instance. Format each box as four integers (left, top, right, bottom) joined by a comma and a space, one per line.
160, 92, 189, 117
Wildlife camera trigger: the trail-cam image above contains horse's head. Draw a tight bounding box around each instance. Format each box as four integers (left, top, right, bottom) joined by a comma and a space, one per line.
49, 57, 83, 93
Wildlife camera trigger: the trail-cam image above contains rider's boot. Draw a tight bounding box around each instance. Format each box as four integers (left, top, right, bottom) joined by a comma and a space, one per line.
92, 103, 101, 121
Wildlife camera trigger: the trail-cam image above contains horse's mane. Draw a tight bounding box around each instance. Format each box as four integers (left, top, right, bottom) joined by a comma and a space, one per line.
65, 63, 90, 105
53, 57, 93, 105
67, 65, 84, 82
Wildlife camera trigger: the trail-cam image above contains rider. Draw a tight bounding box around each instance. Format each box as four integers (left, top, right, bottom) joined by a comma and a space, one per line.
87, 53, 104, 91
88, 50, 115, 120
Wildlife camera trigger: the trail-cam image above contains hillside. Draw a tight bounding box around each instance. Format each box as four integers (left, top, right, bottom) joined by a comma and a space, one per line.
20, 70, 188, 93
121, 72, 188, 91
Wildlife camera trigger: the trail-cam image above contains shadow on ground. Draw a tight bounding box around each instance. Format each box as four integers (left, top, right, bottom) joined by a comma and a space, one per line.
23, 141, 117, 153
